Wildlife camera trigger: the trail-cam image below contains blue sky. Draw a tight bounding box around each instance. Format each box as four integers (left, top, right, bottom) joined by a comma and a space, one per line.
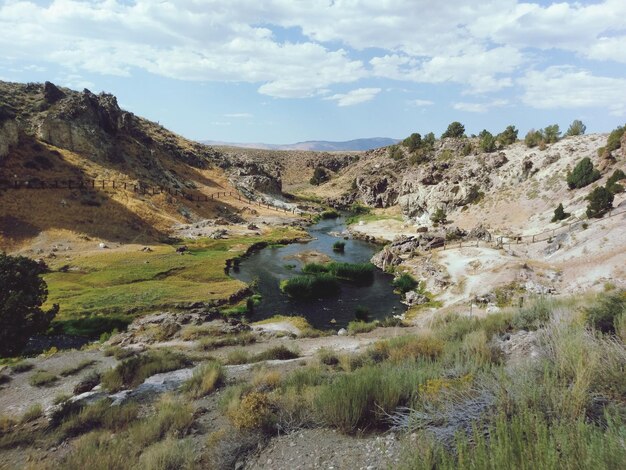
1, 0, 625, 144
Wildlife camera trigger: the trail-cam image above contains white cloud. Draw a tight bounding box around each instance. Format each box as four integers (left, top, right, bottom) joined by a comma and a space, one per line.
453, 99, 508, 113
325, 88, 381, 107
409, 99, 434, 107
519, 66, 626, 116
0, 0, 625, 105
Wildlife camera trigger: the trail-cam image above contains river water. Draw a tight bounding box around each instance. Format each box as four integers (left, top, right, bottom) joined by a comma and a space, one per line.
230, 217, 406, 329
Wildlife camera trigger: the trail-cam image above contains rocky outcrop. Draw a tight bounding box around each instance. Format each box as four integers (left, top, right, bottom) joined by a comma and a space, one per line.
0, 119, 18, 160
355, 173, 398, 207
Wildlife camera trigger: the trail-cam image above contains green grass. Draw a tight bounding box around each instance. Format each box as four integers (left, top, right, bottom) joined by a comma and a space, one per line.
224, 345, 299, 365
280, 273, 341, 299
29, 370, 58, 387
181, 361, 225, 398
10, 361, 34, 373
332, 241, 345, 253
197, 332, 256, 350
347, 320, 378, 335
43, 227, 305, 324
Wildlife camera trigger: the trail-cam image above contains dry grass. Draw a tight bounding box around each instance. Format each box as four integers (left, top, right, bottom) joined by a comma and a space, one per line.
182, 362, 225, 398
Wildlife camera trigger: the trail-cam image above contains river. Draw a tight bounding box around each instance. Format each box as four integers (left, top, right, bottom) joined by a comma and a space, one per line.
230, 217, 406, 329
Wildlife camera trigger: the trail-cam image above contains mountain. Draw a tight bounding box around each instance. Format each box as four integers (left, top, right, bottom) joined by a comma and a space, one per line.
202, 137, 399, 152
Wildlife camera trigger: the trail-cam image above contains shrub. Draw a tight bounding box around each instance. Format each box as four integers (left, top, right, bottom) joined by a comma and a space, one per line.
585, 291, 626, 334
332, 241, 345, 253
302, 263, 329, 274
60, 359, 97, 377
129, 395, 194, 447
566, 119, 586, 136
58, 399, 139, 438
318, 347, 340, 366
182, 361, 225, 398
551, 203, 570, 222
224, 349, 250, 365
320, 209, 340, 219
524, 129, 544, 148
101, 350, 191, 392
347, 321, 377, 335
280, 274, 340, 299
543, 124, 561, 143
478, 130, 496, 152
403, 133, 422, 152
388, 145, 404, 160
441, 121, 465, 139
392, 273, 418, 294
606, 169, 625, 195
10, 361, 34, 373
567, 157, 601, 189
385, 334, 445, 363
430, 208, 447, 224
0, 253, 59, 357
497, 125, 518, 146
29, 370, 57, 387
604, 124, 625, 154
254, 345, 299, 361
228, 391, 274, 430
310, 166, 329, 185
586, 186, 613, 218
512, 297, 554, 330
197, 332, 255, 351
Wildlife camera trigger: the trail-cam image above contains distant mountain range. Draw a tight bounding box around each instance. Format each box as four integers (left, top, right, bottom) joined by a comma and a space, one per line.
201, 137, 399, 152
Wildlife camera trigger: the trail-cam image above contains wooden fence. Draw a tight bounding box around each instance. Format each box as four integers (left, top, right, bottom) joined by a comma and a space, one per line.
1, 178, 300, 214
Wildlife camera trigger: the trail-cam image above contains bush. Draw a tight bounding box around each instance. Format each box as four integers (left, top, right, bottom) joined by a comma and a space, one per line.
430, 208, 447, 224
197, 332, 255, 351
497, 125, 518, 146
551, 203, 570, 222
392, 273, 418, 294
347, 321, 377, 335
604, 124, 625, 154
310, 166, 329, 185
21, 404, 43, 423
566, 119, 586, 136
0, 253, 59, 357
478, 130, 496, 152
328, 262, 374, 284
332, 241, 345, 253
228, 391, 274, 430
513, 297, 554, 330
10, 361, 34, 373
318, 347, 340, 366
585, 291, 626, 334
441, 121, 465, 139
543, 124, 561, 143
101, 350, 191, 392
58, 399, 139, 438
182, 361, 225, 398
139, 438, 194, 470
586, 186, 613, 218
567, 157, 601, 189
606, 169, 625, 195
403, 133, 422, 152
524, 129, 544, 148
320, 209, 340, 219
254, 345, 299, 361
388, 145, 404, 160
29, 370, 57, 387
280, 274, 340, 299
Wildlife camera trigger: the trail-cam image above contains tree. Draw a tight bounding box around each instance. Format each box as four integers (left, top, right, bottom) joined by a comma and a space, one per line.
566, 120, 586, 136
497, 125, 518, 146
586, 186, 613, 218
441, 121, 465, 139
551, 203, 570, 222
422, 132, 436, 149
543, 124, 561, 144
566, 157, 601, 189
606, 169, 626, 194
0, 253, 58, 357
310, 166, 329, 185
478, 130, 497, 153
402, 133, 422, 152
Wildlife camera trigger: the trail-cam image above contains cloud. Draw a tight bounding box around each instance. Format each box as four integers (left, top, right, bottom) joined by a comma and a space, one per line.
519, 66, 626, 116
453, 99, 508, 113
409, 99, 434, 107
325, 88, 381, 107
0, 0, 625, 106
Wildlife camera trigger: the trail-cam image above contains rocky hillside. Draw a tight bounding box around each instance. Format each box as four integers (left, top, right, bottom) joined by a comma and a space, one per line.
0, 81, 290, 248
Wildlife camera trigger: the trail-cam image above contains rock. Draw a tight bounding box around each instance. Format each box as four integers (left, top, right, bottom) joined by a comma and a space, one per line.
176, 245, 188, 253
98, 242, 108, 249
209, 229, 228, 239
468, 224, 492, 241
43, 81, 65, 104
404, 291, 428, 306
0, 118, 18, 160
337, 328, 347, 336
486, 303, 500, 313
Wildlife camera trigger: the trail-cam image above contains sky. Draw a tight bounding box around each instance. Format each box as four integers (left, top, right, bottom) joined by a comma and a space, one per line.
0, 0, 625, 144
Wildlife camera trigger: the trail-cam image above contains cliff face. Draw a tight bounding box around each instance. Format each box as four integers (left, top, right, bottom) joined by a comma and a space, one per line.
0, 80, 282, 195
